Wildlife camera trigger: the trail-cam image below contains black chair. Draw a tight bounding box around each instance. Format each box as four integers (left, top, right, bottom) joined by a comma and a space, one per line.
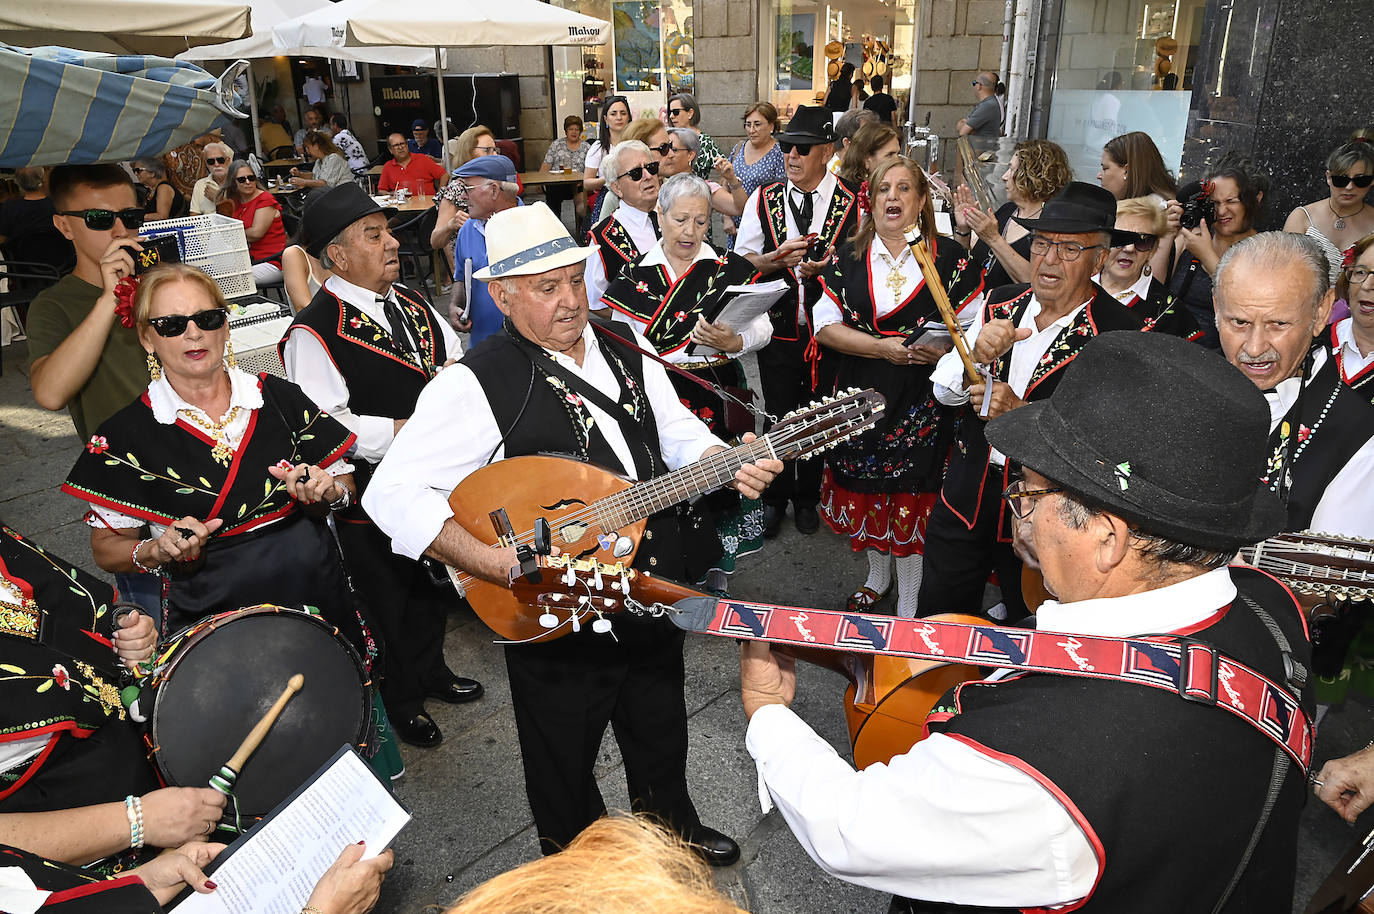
390, 207, 439, 293
0, 259, 61, 375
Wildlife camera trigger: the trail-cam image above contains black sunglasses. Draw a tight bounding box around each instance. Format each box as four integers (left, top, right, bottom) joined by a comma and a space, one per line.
669, 107, 685, 116
617, 161, 660, 182
1331, 173, 1374, 188
146, 308, 229, 338
647, 142, 673, 156
205, 156, 228, 166
58, 208, 146, 231
235, 175, 257, 184
1113, 233, 1158, 252
779, 141, 816, 156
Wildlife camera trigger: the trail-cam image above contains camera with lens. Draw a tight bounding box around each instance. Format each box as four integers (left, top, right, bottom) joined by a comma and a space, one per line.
1177, 181, 1215, 231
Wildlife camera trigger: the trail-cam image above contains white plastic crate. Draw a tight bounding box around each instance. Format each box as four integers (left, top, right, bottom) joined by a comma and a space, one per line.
142, 213, 257, 298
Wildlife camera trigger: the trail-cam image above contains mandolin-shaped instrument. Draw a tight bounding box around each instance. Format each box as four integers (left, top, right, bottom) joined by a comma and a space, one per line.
445, 388, 886, 643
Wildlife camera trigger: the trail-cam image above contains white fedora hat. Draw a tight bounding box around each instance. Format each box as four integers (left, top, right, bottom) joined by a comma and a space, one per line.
472, 202, 596, 281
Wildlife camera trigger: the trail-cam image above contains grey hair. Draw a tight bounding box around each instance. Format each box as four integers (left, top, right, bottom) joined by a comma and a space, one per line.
135, 158, 166, 179
317, 229, 349, 271
835, 108, 877, 142
601, 140, 652, 184
657, 173, 713, 214
14, 167, 44, 193
1215, 231, 1330, 315
667, 127, 699, 155
202, 142, 233, 161
1054, 490, 1232, 574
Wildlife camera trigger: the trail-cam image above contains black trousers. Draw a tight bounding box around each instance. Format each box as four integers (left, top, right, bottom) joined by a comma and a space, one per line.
334, 518, 454, 718
758, 334, 835, 509
918, 472, 1028, 621
504, 617, 699, 855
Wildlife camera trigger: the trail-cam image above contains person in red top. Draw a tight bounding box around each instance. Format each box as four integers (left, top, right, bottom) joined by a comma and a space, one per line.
220, 159, 287, 284
379, 133, 447, 196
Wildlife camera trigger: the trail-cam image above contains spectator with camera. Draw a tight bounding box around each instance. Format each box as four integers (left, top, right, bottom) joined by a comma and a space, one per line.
1166, 153, 1269, 348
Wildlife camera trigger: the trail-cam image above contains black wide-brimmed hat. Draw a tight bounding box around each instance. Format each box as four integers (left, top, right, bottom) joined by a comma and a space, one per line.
298, 183, 396, 258
985, 331, 1286, 552
1012, 181, 1135, 245
775, 105, 835, 145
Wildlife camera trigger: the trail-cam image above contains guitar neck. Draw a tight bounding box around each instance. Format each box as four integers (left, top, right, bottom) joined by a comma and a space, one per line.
1241, 530, 1374, 598
596, 437, 775, 531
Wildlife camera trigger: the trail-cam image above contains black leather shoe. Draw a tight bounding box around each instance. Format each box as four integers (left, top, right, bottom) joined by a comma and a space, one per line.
793, 504, 820, 535
428, 677, 484, 704
762, 504, 785, 539
683, 824, 740, 867
394, 711, 442, 748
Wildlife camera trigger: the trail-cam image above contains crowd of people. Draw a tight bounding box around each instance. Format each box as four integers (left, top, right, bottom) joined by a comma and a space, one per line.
4, 78, 1374, 914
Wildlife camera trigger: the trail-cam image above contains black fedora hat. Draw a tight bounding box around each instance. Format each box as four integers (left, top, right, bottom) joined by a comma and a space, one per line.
299, 184, 396, 258
775, 105, 835, 145
1013, 181, 1135, 245
985, 331, 1286, 552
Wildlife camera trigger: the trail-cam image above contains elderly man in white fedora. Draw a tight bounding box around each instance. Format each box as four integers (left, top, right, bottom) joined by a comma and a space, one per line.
364, 202, 782, 865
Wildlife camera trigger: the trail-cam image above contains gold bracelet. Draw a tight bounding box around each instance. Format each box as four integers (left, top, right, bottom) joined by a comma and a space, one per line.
301, 906, 325, 914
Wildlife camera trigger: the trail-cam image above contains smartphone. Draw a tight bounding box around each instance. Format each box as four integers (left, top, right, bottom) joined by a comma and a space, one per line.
129, 235, 181, 275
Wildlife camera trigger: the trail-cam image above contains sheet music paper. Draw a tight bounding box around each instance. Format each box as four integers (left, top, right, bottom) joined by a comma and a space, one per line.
172, 747, 409, 914
688, 280, 790, 356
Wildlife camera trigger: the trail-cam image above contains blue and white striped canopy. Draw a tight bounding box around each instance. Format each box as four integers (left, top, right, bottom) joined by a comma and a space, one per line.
0, 43, 246, 167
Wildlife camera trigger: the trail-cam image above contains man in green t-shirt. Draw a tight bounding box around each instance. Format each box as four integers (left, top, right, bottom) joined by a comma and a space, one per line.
28, 166, 148, 443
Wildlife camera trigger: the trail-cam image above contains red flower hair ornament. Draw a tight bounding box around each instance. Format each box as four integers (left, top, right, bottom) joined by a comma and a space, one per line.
857, 180, 872, 217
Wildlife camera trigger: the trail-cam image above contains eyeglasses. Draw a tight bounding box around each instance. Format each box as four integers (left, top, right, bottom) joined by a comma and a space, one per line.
1112, 233, 1158, 252
131, 166, 148, 174
235, 175, 257, 184
473, 145, 497, 155
1347, 267, 1374, 286
616, 161, 660, 182
971, 80, 982, 87
648, 142, 674, 156
204, 157, 228, 166
1002, 479, 1063, 518
146, 308, 229, 338
1029, 236, 1104, 261
57, 208, 146, 231
1331, 173, 1374, 189
388, 142, 409, 150
779, 141, 816, 156
669, 107, 685, 117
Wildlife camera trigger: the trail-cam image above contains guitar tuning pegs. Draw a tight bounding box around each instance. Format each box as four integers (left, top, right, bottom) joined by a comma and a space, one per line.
563, 566, 577, 588
592, 565, 604, 590
592, 617, 613, 634
538, 612, 559, 629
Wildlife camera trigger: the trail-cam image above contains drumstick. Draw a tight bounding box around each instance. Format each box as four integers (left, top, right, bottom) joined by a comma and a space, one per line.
902, 226, 980, 387
209, 674, 305, 796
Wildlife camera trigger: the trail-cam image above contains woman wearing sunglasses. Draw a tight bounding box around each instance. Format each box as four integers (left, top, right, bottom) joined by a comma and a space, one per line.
1284, 133, 1374, 284
62, 263, 375, 665
217, 160, 287, 285
132, 158, 187, 222
188, 142, 233, 216
1091, 196, 1202, 341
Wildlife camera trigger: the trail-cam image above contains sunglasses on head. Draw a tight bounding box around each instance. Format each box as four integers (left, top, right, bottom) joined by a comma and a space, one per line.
58, 208, 146, 231
1331, 173, 1374, 188
617, 161, 660, 182
146, 308, 228, 338
205, 157, 228, 166
779, 141, 816, 156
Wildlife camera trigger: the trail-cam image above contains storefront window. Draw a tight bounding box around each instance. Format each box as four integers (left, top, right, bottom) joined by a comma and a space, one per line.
550, 0, 694, 141
1046, 0, 1205, 176
759, 0, 916, 124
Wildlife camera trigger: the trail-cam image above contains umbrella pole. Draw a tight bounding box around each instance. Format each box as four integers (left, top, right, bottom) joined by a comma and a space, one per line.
248, 60, 264, 160
435, 46, 450, 172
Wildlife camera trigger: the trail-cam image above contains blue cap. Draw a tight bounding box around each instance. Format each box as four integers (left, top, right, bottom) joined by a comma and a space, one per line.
454, 153, 518, 184
411, 118, 428, 130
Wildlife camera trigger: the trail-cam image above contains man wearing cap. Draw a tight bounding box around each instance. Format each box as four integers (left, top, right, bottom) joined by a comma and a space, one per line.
379, 133, 447, 197
741, 330, 1313, 911
449, 154, 522, 347
921, 182, 1143, 621
734, 105, 859, 538
407, 118, 443, 159
364, 202, 782, 865
585, 140, 663, 306
280, 183, 480, 749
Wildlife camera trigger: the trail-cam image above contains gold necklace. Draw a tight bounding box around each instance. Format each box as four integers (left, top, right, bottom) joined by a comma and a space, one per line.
875, 245, 912, 305
179, 406, 241, 466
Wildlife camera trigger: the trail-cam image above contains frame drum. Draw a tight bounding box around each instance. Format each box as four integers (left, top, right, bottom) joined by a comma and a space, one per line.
147, 605, 370, 819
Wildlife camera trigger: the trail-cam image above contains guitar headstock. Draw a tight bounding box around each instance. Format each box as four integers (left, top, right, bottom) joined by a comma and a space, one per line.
509, 554, 641, 635
765, 388, 886, 462
1248, 530, 1374, 601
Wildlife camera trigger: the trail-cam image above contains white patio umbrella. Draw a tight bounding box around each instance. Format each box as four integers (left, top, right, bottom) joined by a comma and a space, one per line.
0, 0, 252, 57
178, 0, 441, 158
271, 0, 610, 168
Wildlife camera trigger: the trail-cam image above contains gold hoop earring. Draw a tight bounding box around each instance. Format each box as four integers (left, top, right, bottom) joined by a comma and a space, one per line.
146, 352, 162, 381
224, 340, 238, 369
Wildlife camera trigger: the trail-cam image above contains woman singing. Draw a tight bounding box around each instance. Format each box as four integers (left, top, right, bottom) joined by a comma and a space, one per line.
601, 174, 774, 595
815, 157, 982, 618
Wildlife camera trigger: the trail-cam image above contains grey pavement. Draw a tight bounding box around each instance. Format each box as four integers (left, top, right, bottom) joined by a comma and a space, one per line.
1, 338, 1371, 913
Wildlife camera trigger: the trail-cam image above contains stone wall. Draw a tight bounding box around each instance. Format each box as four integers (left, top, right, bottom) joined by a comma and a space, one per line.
692, 0, 760, 156
916, 0, 1009, 137
434, 47, 556, 168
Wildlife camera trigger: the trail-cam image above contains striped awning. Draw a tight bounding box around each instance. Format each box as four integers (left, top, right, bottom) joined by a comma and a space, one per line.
0, 43, 247, 167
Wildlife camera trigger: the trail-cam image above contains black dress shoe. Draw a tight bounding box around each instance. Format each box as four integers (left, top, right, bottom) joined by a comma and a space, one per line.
762, 503, 785, 539
683, 824, 740, 867
793, 503, 820, 535
394, 711, 442, 748
428, 677, 484, 704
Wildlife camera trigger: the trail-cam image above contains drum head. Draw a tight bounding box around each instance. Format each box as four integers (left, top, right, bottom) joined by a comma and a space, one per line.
151, 608, 369, 819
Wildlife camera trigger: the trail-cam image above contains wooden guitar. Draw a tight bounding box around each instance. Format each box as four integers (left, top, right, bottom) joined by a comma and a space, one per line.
1022, 530, 1374, 613
445, 388, 886, 643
